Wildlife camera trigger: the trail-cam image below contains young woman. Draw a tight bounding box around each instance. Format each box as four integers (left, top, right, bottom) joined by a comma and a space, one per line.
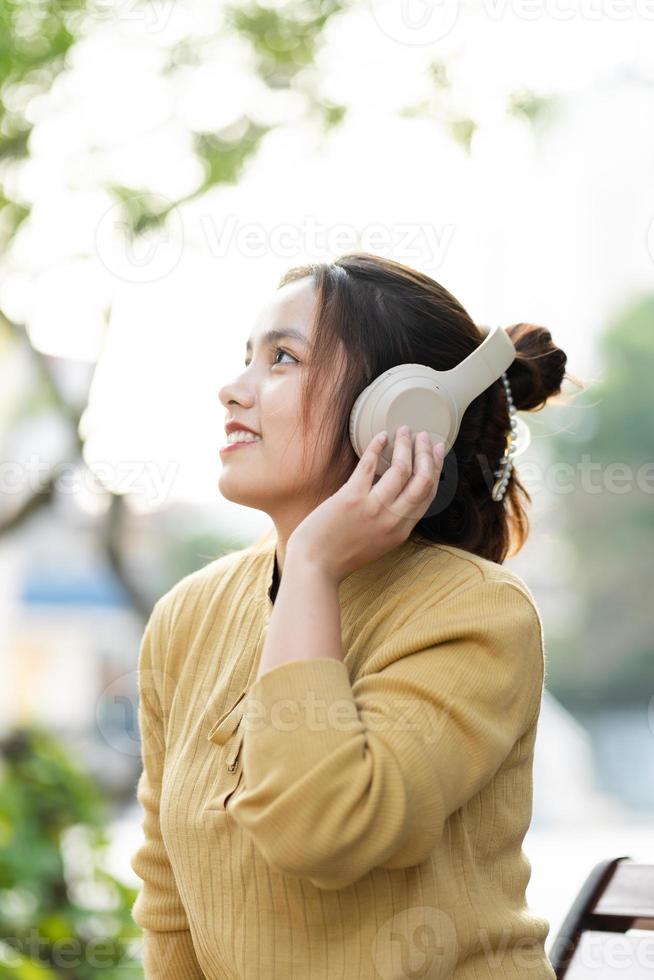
130, 252, 573, 979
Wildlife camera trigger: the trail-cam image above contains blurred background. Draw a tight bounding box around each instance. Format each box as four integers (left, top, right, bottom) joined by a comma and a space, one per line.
1, 0, 653, 975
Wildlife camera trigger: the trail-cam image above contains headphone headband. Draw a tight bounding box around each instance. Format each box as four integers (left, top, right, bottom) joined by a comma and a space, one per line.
439, 324, 517, 422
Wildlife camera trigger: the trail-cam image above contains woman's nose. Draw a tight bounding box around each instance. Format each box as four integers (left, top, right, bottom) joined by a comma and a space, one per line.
218, 375, 254, 410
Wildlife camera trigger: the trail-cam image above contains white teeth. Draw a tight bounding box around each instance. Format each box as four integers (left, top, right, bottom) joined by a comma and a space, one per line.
226, 430, 262, 444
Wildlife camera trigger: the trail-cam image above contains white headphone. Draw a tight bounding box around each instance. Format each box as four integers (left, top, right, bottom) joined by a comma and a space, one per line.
348, 325, 517, 478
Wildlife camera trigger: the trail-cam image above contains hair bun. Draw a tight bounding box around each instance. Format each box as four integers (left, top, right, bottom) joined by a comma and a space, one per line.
504, 322, 567, 411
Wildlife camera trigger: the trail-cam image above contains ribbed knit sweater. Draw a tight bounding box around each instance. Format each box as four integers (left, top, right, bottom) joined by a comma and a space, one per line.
130, 528, 556, 979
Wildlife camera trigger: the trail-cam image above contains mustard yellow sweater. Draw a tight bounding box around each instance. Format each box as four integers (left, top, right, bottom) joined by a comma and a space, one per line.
130, 529, 556, 979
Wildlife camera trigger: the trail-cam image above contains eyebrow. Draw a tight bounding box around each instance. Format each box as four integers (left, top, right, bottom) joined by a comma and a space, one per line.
245, 328, 310, 354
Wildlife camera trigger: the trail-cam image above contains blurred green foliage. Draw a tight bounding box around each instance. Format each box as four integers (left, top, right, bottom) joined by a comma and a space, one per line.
0, 727, 142, 978
224, 0, 344, 86
0, 0, 80, 250
545, 295, 654, 709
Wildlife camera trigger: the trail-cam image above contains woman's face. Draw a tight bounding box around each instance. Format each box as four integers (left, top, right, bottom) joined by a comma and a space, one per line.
218, 276, 345, 533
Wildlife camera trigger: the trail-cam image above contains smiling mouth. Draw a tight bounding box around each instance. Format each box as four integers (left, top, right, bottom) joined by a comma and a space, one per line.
221, 437, 262, 452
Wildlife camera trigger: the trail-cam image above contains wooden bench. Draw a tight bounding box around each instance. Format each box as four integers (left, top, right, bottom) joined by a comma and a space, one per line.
549, 855, 654, 978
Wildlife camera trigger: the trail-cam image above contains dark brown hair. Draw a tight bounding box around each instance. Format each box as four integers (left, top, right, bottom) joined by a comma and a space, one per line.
279, 251, 583, 564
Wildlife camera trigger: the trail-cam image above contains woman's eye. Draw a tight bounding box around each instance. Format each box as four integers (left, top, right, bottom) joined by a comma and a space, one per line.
273, 347, 298, 366
244, 347, 298, 368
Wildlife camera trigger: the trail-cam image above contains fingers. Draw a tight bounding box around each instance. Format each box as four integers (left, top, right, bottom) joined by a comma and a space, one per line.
351, 426, 412, 496
374, 427, 445, 518
400, 431, 446, 512
392, 424, 414, 481
370, 426, 420, 504
406, 432, 440, 498
350, 430, 389, 492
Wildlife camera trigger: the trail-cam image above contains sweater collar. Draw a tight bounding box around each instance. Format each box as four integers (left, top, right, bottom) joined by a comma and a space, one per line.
251, 529, 425, 615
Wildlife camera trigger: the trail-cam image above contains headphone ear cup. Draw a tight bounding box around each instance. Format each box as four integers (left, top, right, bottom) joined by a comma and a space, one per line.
348, 395, 360, 452
349, 385, 389, 478
350, 374, 457, 478
348, 381, 375, 459
349, 367, 413, 460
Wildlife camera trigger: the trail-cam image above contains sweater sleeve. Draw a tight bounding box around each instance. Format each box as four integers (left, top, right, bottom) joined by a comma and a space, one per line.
227, 579, 545, 891
130, 597, 206, 978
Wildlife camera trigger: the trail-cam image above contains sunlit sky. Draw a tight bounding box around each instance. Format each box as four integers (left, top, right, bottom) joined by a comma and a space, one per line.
2, 0, 653, 538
